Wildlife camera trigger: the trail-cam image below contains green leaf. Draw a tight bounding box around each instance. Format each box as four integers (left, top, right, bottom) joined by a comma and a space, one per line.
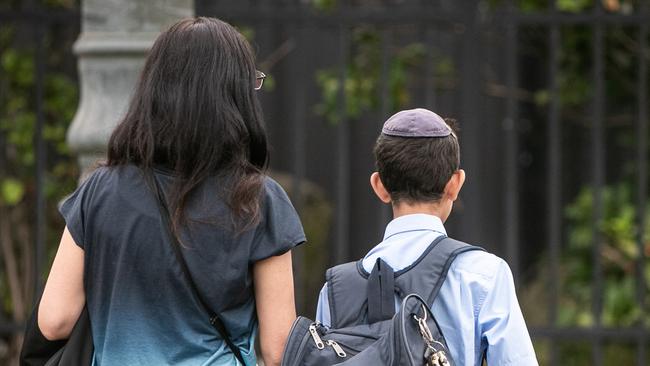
311, 0, 337, 11
1, 178, 25, 205
556, 0, 592, 13
534, 90, 549, 106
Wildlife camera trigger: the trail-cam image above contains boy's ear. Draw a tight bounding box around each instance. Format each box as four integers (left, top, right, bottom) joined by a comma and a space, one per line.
370, 172, 392, 204
444, 169, 465, 201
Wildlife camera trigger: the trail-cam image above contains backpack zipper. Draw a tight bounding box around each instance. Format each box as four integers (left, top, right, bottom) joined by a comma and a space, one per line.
326, 340, 347, 358
309, 324, 325, 349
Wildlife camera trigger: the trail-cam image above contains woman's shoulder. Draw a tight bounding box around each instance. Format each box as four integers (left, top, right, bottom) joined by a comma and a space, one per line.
74, 164, 150, 199
81, 164, 131, 182
262, 175, 290, 198
249, 175, 306, 260
73, 165, 111, 191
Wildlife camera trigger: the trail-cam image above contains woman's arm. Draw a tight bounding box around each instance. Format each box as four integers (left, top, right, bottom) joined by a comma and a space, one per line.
253, 251, 296, 366
38, 226, 85, 340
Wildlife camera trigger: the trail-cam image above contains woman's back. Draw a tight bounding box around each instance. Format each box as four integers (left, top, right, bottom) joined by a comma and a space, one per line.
33, 17, 303, 366
60, 165, 304, 365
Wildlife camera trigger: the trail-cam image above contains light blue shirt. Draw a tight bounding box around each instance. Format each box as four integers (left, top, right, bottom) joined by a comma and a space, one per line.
316, 214, 538, 366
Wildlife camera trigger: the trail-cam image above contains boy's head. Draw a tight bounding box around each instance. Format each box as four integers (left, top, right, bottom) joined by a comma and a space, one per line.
370, 108, 465, 221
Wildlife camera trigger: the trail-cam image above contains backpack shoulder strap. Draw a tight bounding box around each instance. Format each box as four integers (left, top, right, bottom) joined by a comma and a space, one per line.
325, 261, 368, 328
326, 237, 484, 327
394, 237, 485, 305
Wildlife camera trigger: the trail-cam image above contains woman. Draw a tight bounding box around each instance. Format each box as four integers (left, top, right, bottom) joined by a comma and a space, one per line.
37, 17, 305, 365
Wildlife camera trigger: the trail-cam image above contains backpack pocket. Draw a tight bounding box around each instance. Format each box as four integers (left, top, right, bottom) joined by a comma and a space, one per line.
281, 317, 313, 366
281, 298, 454, 366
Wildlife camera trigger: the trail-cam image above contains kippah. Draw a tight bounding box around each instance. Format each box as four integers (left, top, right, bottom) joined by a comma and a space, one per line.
381, 108, 452, 138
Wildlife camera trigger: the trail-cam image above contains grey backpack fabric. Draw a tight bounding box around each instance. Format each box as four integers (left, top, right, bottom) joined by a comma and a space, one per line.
281, 236, 484, 366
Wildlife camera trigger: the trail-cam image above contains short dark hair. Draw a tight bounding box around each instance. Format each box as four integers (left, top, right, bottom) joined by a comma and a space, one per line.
373, 119, 460, 204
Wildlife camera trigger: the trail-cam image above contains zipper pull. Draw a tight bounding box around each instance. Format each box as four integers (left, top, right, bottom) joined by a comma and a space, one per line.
326, 340, 347, 358
309, 324, 325, 349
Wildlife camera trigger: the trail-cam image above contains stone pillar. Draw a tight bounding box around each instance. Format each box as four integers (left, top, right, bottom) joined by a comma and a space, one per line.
67, 0, 193, 178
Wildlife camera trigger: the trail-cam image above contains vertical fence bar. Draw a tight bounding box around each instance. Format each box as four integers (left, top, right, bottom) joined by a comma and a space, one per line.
334, 24, 349, 264
591, 4, 605, 365
377, 28, 392, 232
33, 24, 46, 298
418, 12, 437, 110
635, 12, 648, 366
547, 9, 561, 365
194, 1, 204, 17
291, 18, 307, 313
458, 0, 482, 244
0, 17, 8, 337
423, 27, 437, 110
504, 2, 520, 284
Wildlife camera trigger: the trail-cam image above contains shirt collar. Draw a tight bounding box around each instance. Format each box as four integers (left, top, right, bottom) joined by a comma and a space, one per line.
383, 213, 447, 240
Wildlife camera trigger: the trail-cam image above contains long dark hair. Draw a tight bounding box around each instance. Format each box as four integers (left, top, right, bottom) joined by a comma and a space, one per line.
107, 17, 269, 233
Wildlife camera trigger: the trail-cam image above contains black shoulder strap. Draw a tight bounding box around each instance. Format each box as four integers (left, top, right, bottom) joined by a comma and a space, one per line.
148, 172, 246, 365
394, 237, 485, 305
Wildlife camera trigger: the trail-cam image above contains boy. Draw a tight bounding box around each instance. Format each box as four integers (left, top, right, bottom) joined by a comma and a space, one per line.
315, 108, 538, 365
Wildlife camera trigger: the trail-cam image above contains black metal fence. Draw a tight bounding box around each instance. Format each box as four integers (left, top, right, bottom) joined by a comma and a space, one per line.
0, 0, 80, 349
1, 0, 649, 365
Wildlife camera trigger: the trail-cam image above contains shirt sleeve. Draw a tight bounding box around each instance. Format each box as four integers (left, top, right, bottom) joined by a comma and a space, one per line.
479, 259, 538, 366
249, 177, 306, 262
58, 169, 103, 249
315, 283, 331, 326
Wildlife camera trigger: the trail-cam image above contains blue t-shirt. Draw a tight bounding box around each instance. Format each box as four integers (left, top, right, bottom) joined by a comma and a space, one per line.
59, 165, 306, 365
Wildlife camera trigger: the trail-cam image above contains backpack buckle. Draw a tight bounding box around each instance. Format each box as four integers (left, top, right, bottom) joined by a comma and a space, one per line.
415, 305, 450, 366
414, 305, 434, 343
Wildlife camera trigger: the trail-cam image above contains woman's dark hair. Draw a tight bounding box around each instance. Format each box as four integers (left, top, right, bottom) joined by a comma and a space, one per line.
373, 119, 460, 204
106, 17, 268, 233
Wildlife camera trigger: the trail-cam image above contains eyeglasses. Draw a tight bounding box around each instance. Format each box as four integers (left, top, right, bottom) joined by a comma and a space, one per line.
255, 70, 266, 90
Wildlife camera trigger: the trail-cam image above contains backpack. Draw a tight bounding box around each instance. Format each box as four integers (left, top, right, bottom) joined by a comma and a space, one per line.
281, 237, 484, 366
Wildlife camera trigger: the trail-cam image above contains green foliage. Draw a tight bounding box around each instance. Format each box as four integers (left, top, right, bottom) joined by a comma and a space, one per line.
0, 31, 79, 200
510, 0, 635, 13
0, 179, 24, 206
556, 0, 592, 12
504, 1, 644, 117
561, 183, 649, 327
314, 27, 431, 124
311, 0, 337, 11
0, 16, 79, 336
490, 0, 591, 12
523, 183, 650, 363
516, 3, 644, 113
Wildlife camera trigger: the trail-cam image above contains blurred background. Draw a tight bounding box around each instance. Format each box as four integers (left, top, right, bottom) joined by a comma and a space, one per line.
1, 0, 649, 365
